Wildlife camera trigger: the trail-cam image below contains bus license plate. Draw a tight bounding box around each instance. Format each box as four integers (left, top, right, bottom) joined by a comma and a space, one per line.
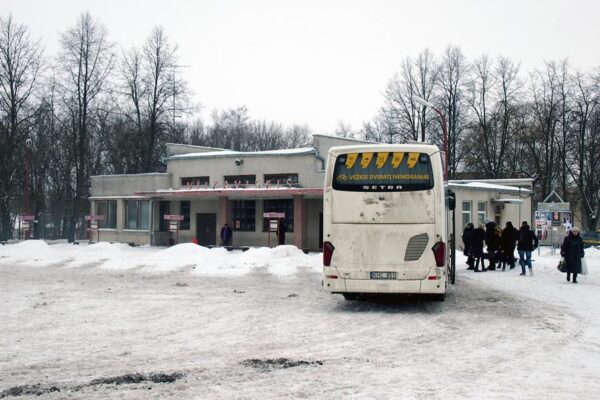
370, 272, 396, 280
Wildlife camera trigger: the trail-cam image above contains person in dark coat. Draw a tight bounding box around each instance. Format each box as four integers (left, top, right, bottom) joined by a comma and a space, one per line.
500, 221, 518, 270
472, 224, 486, 272
560, 226, 585, 283
517, 221, 538, 276
462, 223, 475, 270
277, 219, 286, 245
220, 223, 233, 246
485, 221, 500, 270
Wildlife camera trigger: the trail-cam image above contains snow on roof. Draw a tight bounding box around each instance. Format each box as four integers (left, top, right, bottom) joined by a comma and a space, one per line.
312, 133, 372, 143
168, 147, 316, 160
449, 181, 531, 193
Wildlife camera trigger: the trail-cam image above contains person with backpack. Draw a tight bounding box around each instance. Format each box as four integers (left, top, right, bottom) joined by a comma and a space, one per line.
560, 226, 585, 283
517, 221, 538, 276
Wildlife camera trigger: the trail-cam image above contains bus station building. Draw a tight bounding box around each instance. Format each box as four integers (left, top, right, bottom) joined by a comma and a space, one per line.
89, 134, 534, 249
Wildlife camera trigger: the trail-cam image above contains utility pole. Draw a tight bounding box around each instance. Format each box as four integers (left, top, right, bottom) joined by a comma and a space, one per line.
23, 137, 33, 240
169, 64, 190, 138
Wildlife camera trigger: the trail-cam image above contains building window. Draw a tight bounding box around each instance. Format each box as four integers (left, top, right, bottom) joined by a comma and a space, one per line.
264, 173, 299, 185
180, 201, 190, 230
495, 205, 502, 226
224, 175, 256, 186
125, 200, 150, 230
263, 199, 294, 232
96, 200, 117, 229
231, 200, 255, 231
461, 201, 472, 228
181, 176, 209, 187
477, 202, 487, 225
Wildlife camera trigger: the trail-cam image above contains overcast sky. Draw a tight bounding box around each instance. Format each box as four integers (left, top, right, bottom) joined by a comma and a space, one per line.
5, 0, 600, 134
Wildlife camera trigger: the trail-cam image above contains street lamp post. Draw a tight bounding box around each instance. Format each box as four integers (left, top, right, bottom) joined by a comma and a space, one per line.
414, 96, 448, 182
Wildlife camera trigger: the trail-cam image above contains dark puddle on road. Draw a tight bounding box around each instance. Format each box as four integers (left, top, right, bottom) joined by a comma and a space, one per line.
89, 372, 184, 385
241, 358, 323, 372
0, 372, 184, 398
0, 384, 60, 398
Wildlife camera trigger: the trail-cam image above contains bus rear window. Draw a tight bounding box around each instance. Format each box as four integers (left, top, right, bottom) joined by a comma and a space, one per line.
332, 152, 434, 192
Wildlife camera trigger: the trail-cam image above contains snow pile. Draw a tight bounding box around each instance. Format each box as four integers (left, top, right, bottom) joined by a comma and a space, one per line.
0, 241, 322, 277
137, 244, 232, 275
68, 242, 132, 268
234, 245, 321, 276
0, 240, 73, 267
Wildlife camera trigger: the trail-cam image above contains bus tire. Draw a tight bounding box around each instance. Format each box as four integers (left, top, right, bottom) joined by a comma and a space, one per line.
343, 293, 359, 301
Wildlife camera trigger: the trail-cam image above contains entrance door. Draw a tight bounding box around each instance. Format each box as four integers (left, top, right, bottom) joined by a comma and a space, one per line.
159, 201, 170, 232
196, 213, 217, 246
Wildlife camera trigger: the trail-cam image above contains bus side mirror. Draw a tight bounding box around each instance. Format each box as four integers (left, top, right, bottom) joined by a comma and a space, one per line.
446, 189, 456, 211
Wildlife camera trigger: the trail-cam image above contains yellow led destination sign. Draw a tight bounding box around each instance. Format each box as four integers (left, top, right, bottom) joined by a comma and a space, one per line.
407, 152, 419, 168
336, 173, 430, 181
360, 152, 374, 168
345, 153, 358, 169
391, 152, 404, 168
333, 151, 434, 192
376, 152, 389, 168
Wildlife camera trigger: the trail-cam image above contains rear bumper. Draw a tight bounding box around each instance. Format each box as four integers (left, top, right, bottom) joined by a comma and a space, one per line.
323, 274, 446, 295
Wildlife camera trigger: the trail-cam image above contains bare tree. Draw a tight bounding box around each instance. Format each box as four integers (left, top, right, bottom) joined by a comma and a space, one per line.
248, 120, 285, 150
465, 55, 500, 176
382, 49, 439, 142
0, 15, 43, 240
437, 45, 469, 178
119, 46, 145, 171
57, 12, 114, 241
140, 26, 190, 171
554, 60, 572, 199
494, 56, 522, 176
527, 61, 562, 199
206, 106, 251, 150
568, 71, 599, 229
334, 120, 354, 138
282, 124, 312, 148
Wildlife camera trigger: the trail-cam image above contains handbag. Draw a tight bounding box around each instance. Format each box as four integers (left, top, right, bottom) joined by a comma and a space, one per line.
557, 257, 567, 273
581, 258, 588, 275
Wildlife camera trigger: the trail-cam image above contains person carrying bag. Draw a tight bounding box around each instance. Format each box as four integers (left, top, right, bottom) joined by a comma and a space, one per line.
560, 226, 585, 283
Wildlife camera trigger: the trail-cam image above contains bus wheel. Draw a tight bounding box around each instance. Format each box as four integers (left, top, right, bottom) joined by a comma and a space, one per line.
343, 293, 359, 301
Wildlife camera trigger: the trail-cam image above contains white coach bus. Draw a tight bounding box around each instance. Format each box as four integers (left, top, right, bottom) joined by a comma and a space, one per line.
322, 144, 449, 301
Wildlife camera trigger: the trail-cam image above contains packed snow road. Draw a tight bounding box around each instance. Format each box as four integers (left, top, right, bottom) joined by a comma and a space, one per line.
1, 242, 599, 399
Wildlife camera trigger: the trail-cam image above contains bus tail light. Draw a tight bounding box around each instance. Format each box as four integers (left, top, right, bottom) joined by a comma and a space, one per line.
323, 241, 335, 266
431, 241, 446, 267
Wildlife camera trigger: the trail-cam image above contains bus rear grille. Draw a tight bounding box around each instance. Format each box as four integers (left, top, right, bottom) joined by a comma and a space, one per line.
404, 233, 429, 261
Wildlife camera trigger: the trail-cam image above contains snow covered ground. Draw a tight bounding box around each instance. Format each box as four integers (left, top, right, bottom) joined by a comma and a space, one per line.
0, 241, 599, 399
